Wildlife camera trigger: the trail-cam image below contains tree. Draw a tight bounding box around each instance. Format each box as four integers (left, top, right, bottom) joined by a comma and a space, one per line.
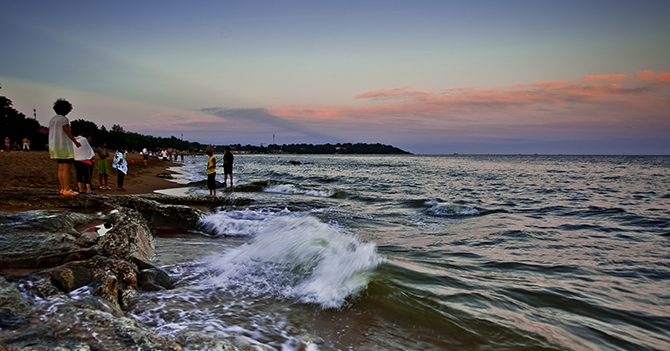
1, 96, 46, 150
71, 119, 99, 137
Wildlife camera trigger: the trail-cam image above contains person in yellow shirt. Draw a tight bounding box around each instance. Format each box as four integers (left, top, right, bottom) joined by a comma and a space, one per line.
205, 146, 216, 196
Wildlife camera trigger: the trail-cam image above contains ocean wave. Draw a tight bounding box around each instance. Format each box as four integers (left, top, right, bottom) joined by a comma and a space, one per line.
424, 199, 480, 217
263, 184, 335, 198
205, 215, 384, 309
197, 208, 292, 237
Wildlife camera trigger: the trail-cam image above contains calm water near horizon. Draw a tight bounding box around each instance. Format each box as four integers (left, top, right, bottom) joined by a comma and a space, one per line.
84, 155, 670, 350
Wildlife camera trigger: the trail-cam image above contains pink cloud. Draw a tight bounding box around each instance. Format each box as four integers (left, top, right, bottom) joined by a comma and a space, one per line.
354, 85, 436, 101
635, 70, 670, 83
268, 71, 670, 138
584, 74, 625, 82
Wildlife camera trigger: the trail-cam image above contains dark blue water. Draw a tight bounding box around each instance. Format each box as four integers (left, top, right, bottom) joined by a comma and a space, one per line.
130, 155, 670, 350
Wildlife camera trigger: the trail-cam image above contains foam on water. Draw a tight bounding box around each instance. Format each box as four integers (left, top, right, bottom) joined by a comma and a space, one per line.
425, 199, 480, 216
264, 184, 334, 198
206, 215, 384, 308
197, 208, 292, 237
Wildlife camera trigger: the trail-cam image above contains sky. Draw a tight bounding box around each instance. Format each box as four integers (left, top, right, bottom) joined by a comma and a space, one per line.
1, 0, 669, 154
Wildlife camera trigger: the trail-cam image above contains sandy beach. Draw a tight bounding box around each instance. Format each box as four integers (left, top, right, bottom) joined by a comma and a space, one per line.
0, 150, 186, 195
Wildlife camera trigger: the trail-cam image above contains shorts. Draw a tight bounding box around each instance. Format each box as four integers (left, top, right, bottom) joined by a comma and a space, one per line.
223, 165, 233, 175
143, 154, 149, 160
207, 173, 216, 190
56, 159, 75, 164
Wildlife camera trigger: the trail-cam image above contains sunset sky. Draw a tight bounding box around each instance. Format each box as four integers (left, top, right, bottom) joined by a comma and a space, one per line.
1, 0, 669, 154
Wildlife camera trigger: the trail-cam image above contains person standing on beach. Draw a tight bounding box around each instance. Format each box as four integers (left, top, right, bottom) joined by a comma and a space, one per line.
141, 147, 149, 166
97, 142, 111, 189
112, 148, 128, 191
73, 130, 95, 194
48, 99, 81, 196
22, 137, 30, 151
4, 136, 9, 151
205, 146, 217, 196
223, 146, 234, 187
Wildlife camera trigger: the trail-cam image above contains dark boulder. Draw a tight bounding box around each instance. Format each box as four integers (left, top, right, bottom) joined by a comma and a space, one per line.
0, 276, 31, 330
50, 263, 93, 293
0, 210, 101, 269
139, 268, 172, 291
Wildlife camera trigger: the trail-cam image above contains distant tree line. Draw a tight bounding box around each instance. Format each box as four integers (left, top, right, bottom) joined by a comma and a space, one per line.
2, 95, 410, 154
69, 119, 198, 152
1, 96, 204, 152
274, 142, 410, 154
1, 96, 45, 150
214, 143, 410, 154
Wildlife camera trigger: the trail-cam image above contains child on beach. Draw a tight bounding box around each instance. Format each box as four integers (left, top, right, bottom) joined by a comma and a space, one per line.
112, 149, 128, 191
205, 146, 216, 196
97, 142, 111, 189
141, 147, 149, 166
73, 130, 95, 194
48, 99, 81, 196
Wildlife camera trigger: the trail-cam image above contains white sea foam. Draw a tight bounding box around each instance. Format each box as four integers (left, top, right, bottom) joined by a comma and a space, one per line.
197, 209, 292, 237
165, 166, 194, 184
206, 215, 384, 309
264, 184, 334, 198
425, 199, 480, 216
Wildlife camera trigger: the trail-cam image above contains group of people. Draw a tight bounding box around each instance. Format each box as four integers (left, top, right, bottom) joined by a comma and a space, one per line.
48, 98, 235, 197
4, 137, 31, 151
205, 145, 234, 196
48, 99, 127, 196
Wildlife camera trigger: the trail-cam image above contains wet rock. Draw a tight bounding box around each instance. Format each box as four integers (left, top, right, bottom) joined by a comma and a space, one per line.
98, 207, 155, 261
0, 192, 242, 350
115, 197, 205, 229
139, 268, 172, 291
0, 211, 100, 269
0, 296, 183, 351
74, 232, 98, 246
0, 276, 31, 329
92, 273, 119, 307
27, 276, 65, 299
85, 255, 139, 308
50, 263, 93, 293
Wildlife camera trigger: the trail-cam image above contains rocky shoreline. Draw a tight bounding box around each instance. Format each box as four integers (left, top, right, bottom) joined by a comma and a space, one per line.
0, 190, 263, 351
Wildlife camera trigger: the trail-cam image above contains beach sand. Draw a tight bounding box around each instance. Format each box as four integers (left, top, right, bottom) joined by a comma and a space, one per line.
0, 150, 186, 195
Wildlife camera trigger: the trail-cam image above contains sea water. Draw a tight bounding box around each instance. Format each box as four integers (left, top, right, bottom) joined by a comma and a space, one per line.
128, 154, 669, 350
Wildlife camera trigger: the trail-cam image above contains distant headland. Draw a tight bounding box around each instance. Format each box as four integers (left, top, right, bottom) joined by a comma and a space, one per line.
223, 142, 411, 155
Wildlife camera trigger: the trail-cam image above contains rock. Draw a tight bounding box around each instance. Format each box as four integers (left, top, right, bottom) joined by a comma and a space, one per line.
0, 191, 263, 350
50, 263, 93, 293
116, 197, 205, 229
0, 211, 100, 269
92, 273, 119, 307
0, 297, 183, 351
0, 276, 31, 330
139, 268, 172, 291
26, 276, 65, 299
85, 255, 139, 308
98, 207, 155, 261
